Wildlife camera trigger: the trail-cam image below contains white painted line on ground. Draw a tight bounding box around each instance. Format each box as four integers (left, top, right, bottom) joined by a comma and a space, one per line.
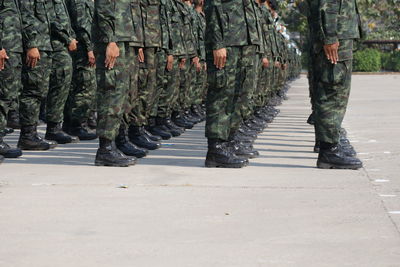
379, 194, 397, 197
383, 151, 391, 154
358, 152, 370, 155
368, 140, 377, 143
374, 179, 390, 183
388, 211, 400, 215
368, 169, 381, 172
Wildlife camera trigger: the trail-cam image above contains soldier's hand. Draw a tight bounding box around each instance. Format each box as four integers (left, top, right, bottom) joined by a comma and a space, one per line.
88, 51, 96, 68
192, 56, 201, 72
324, 42, 339, 64
0, 49, 9, 71
26, 48, 40, 68
105, 42, 119, 70
204, 63, 207, 71
166, 55, 174, 71
213, 48, 227, 69
179, 58, 186, 69
262, 57, 270, 68
138, 48, 145, 63
68, 39, 78, 52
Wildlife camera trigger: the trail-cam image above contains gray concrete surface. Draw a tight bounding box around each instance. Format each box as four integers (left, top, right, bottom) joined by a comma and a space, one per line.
0, 74, 399, 266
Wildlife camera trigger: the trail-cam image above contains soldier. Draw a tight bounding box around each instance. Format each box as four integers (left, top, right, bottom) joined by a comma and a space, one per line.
92, 0, 142, 166
311, 0, 363, 169
64, 0, 97, 141
0, 0, 23, 160
204, 0, 266, 168
154, 0, 189, 133
17, 0, 58, 150
44, 0, 79, 144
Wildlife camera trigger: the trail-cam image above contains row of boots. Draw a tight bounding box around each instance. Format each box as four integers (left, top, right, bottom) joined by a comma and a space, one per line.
205, 102, 282, 168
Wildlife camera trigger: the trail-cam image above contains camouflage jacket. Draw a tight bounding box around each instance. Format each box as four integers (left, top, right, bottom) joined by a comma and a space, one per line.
204, 0, 261, 50
141, 0, 161, 48
177, 2, 197, 57
261, 5, 278, 59
93, 0, 144, 46
319, 0, 362, 44
51, 0, 76, 51
66, 0, 94, 52
160, 0, 170, 50
168, 0, 186, 57
0, 0, 23, 52
194, 10, 206, 61
18, 0, 54, 51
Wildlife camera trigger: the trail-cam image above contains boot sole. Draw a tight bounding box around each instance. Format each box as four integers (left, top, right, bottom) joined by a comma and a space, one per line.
205, 160, 248, 168
317, 161, 363, 170
17, 146, 51, 151
95, 161, 131, 167
3, 151, 23, 158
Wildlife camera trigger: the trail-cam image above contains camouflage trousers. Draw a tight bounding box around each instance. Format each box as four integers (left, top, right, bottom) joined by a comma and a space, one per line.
205, 45, 257, 141
46, 49, 73, 124
157, 57, 180, 118
176, 57, 194, 111
150, 49, 167, 118
20, 51, 52, 126
255, 56, 272, 109
65, 47, 97, 125
314, 39, 353, 144
242, 53, 260, 120
131, 47, 158, 126
190, 61, 207, 106
0, 52, 22, 132
95, 42, 138, 140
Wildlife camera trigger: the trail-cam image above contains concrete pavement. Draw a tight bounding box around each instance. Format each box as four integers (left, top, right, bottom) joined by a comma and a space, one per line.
0, 74, 399, 266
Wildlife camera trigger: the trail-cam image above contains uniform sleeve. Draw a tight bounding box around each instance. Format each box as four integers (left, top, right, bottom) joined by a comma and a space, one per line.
18, 0, 40, 49
204, 0, 224, 50
51, 20, 74, 46
320, 0, 339, 44
68, 0, 93, 51
95, 0, 116, 43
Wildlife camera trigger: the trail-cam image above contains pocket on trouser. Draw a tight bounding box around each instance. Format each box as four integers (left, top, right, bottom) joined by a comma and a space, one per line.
208, 69, 227, 90
320, 60, 348, 86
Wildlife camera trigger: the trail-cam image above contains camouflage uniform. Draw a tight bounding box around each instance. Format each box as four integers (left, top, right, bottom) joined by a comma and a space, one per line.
45, 0, 75, 124
93, 0, 142, 140
204, 0, 261, 141
65, 0, 96, 126
0, 0, 23, 134
312, 0, 362, 144
191, 8, 207, 106
131, 0, 161, 127
176, 2, 197, 113
157, 0, 186, 118
18, 0, 54, 127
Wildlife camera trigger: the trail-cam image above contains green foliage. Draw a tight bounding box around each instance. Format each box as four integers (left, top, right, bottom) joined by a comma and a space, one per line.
381, 51, 400, 71
353, 48, 381, 72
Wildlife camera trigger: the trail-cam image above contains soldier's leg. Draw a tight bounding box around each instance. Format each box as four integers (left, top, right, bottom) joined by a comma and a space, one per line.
45, 49, 76, 144
18, 51, 54, 150
205, 46, 248, 168
0, 52, 23, 158
314, 39, 361, 169
147, 49, 173, 140
95, 42, 136, 167
67, 48, 97, 140
125, 47, 161, 151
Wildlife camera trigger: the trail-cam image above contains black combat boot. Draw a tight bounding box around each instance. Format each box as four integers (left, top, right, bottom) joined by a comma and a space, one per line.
238, 124, 258, 139
159, 117, 184, 137
68, 121, 97, 141
254, 109, 273, 123
317, 142, 363, 170
45, 122, 79, 144
205, 139, 249, 168
128, 125, 161, 150
0, 136, 22, 158
4, 128, 14, 135
18, 125, 56, 150
172, 111, 194, 129
183, 109, 200, 124
115, 126, 148, 158
95, 137, 136, 167
7, 110, 20, 129
249, 116, 268, 128
191, 105, 205, 122
147, 117, 172, 140
232, 131, 256, 143
0, 154, 4, 164
229, 140, 259, 159
243, 119, 263, 133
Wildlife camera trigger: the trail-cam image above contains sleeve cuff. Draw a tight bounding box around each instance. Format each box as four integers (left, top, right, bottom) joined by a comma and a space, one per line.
324, 36, 339, 45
